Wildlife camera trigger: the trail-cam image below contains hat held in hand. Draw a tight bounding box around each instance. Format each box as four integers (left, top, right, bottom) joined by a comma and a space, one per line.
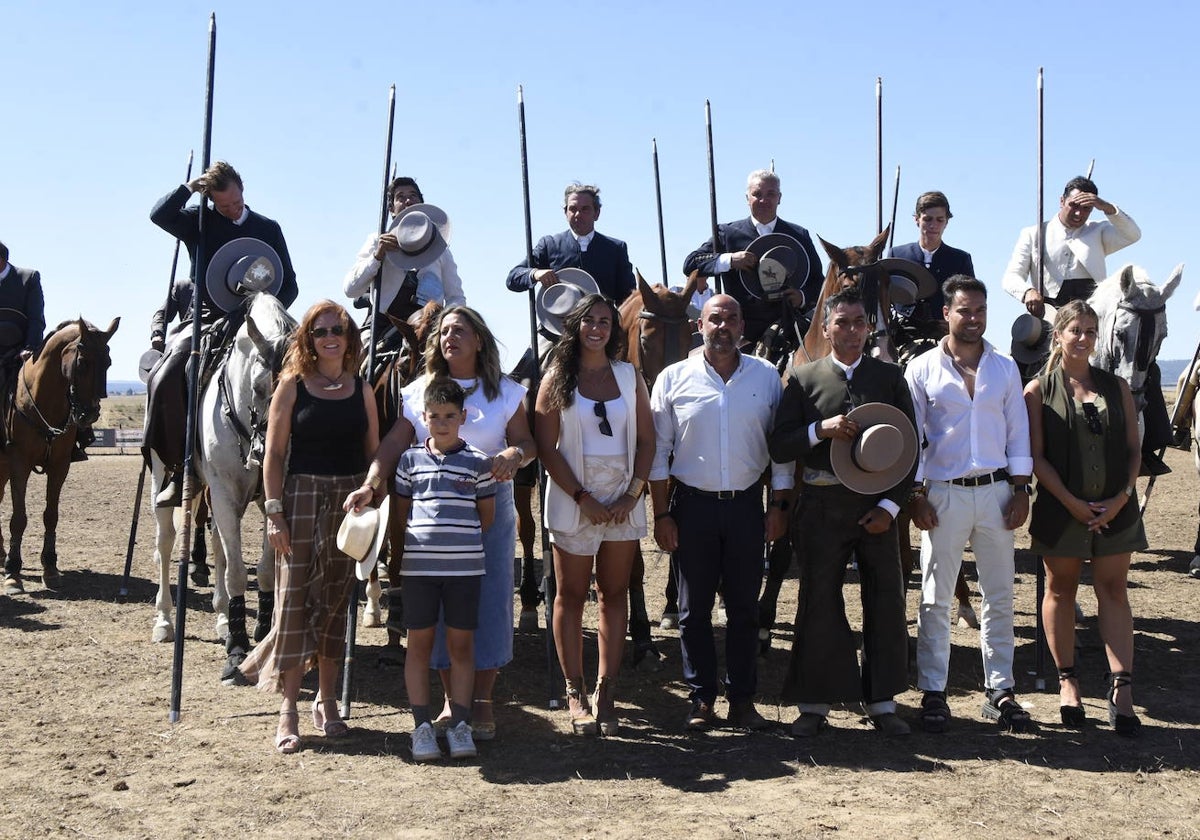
336, 497, 391, 581
830, 402, 918, 495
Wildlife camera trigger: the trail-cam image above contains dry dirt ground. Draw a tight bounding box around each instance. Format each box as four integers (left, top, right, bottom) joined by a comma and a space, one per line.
2, 449, 1199, 839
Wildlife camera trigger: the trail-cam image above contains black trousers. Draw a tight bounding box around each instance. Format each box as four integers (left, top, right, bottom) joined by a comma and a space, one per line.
781, 484, 908, 705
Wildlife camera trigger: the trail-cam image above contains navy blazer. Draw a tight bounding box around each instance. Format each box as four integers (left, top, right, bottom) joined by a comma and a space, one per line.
0, 264, 46, 352
682, 216, 824, 314
888, 241, 974, 322
506, 229, 635, 304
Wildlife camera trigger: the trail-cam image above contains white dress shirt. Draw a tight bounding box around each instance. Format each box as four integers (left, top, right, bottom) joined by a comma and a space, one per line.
343, 233, 466, 309
1001, 208, 1140, 301
904, 338, 1033, 483
574, 230, 596, 252
650, 351, 794, 492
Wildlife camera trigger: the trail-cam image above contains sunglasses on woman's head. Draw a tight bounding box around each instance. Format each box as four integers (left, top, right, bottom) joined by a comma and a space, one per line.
593, 400, 613, 437
310, 325, 346, 338
1081, 401, 1103, 435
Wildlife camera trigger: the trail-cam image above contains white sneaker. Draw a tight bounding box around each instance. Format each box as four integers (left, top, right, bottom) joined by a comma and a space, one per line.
446, 721, 477, 759
411, 722, 441, 762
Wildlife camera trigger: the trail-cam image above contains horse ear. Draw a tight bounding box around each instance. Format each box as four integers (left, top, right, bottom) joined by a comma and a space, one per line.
681, 270, 700, 302
1161, 263, 1184, 301
818, 236, 846, 268
868, 226, 890, 259
636, 269, 654, 301
245, 315, 271, 358
102, 317, 120, 339
1119, 264, 1136, 296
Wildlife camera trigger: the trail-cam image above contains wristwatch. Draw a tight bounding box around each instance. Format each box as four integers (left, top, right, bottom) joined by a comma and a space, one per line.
1124, 484, 1134, 497
1012, 484, 1033, 496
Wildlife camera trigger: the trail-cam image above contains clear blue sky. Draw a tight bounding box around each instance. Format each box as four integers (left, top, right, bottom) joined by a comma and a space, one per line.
3, 1, 1197, 380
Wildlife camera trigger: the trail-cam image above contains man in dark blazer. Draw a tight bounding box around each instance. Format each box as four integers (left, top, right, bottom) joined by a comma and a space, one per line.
767, 287, 916, 738
682, 169, 824, 345
506, 183, 635, 305
889, 191, 974, 338
0, 240, 48, 450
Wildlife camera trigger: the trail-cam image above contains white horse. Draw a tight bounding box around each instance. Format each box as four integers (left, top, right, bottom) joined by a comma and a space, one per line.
149, 293, 297, 681
1170, 290, 1200, 579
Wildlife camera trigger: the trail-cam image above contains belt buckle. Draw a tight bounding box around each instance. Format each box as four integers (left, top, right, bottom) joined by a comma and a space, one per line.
716, 490, 736, 500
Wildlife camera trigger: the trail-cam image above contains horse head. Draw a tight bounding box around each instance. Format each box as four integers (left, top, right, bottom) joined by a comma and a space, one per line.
1090, 263, 1183, 410
61, 316, 120, 426
801, 227, 892, 362
238, 293, 298, 467
619, 269, 697, 386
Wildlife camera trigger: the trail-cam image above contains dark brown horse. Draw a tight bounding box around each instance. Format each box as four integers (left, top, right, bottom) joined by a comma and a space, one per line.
2, 317, 119, 594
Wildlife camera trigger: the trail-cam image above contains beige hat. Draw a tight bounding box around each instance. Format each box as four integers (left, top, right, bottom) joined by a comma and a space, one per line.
830, 402, 919, 495
336, 497, 391, 581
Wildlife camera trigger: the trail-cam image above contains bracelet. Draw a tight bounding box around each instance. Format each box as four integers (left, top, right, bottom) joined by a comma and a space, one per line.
654, 512, 673, 522
366, 473, 383, 491
626, 477, 646, 498
511, 444, 526, 461
264, 498, 284, 516
572, 488, 590, 504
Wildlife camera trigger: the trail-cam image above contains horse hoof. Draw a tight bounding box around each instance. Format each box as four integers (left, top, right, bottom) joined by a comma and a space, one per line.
42, 568, 62, 591
1190, 555, 1200, 579
3, 576, 24, 596
633, 646, 665, 673
362, 602, 383, 628
956, 602, 980, 629
659, 613, 679, 631
189, 563, 210, 588
152, 622, 174, 643
221, 649, 249, 685
517, 609, 539, 631
216, 617, 230, 643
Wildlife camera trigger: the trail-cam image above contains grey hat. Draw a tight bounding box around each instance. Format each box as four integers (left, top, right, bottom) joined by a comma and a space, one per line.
535, 269, 601, 337
205, 237, 285, 313
887, 275, 919, 305
383, 203, 450, 272
741, 233, 809, 302
872, 258, 938, 300
138, 348, 164, 383
1010, 313, 1052, 366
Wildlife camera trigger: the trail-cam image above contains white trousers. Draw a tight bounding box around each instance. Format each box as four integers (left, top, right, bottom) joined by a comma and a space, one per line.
915, 480, 1016, 693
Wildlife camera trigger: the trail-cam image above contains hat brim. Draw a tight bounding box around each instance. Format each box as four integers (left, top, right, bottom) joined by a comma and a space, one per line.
357, 497, 391, 581
830, 402, 918, 495
534, 270, 601, 337
205, 238, 285, 314
1009, 315, 1053, 365
139, 348, 164, 383
740, 233, 809, 301
384, 205, 450, 272
888, 275, 919, 306
872, 258, 938, 300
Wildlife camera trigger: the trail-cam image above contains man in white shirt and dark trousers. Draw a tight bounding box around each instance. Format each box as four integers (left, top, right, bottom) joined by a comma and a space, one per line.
649, 295, 793, 731
905, 275, 1034, 733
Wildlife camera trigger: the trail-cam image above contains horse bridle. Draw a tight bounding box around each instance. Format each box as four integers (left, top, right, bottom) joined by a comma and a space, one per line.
220, 343, 286, 469
636, 309, 690, 383
14, 337, 102, 472
1106, 300, 1165, 402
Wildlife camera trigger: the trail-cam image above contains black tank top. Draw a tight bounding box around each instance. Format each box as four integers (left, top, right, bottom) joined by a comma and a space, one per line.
288, 377, 368, 476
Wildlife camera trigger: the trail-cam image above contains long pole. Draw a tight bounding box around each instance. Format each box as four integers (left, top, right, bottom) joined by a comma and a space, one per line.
705, 101, 722, 295
876, 76, 883, 235
652, 138, 669, 285
1034, 67, 1047, 691
123, 153, 194, 599
340, 84, 396, 721
170, 13, 216, 723
887, 165, 901, 253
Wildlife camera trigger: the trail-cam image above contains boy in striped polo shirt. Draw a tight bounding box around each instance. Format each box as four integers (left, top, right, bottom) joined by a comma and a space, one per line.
395, 378, 496, 761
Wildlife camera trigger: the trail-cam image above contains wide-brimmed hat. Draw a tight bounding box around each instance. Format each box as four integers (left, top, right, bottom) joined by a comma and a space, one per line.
535, 268, 601, 337
873, 258, 938, 301
830, 402, 919, 495
741, 233, 809, 303
1010, 313, 1052, 366
336, 497, 391, 581
205, 237, 286, 313
887, 275, 919, 305
138, 348, 163, 383
384, 203, 450, 272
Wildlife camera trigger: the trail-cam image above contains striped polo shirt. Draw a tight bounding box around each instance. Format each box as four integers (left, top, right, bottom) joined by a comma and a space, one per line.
395, 439, 496, 576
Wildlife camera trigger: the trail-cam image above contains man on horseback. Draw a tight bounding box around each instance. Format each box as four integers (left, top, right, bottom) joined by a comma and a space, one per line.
682, 169, 824, 346
506, 182, 636, 305
889, 191, 974, 344
146, 161, 297, 507
343, 176, 465, 363
0, 240, 55, 452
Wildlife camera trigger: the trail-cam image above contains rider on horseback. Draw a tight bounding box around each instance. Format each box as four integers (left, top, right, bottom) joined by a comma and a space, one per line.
145, 161, 298, 507
0, 241, 47, 452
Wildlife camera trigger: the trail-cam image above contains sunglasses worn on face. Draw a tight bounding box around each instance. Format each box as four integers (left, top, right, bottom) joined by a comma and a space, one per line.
310, 325, 346, 338
594, 400, 613, 437
1081, 401, 1103, 435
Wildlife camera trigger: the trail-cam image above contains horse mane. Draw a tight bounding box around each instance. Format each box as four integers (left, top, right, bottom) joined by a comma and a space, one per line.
243, 292, 295, 339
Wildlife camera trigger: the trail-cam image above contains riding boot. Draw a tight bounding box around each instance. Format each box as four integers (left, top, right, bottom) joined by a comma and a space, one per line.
518, 555, 543, 611
253, 591, 274, 643
71, 425, 95, 463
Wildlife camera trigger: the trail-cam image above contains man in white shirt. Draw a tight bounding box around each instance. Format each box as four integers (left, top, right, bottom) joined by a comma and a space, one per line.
1001, 176, 1140, 318
905, 275, 1034, 733
649, 294, 793, 731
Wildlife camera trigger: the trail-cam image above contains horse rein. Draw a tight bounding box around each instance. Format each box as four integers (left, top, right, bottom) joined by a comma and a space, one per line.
637, 309, 690, 383
13, 337, 98, 472
1104, 300, 1165, 401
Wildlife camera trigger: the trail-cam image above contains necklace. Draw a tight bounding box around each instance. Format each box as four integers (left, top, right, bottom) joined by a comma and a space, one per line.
316, 370, 344, 391
456, 377, 479, 398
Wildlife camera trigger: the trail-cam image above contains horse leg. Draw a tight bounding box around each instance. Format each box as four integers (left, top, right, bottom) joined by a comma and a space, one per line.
5, 465, 31, 593
253, 522, 275, 642
954, 568, 979, 628
660, 553, 679, 629
1191, 494, 1200, 579
363, 567, 383, 627
514, 482, 542, 630
757, 535, 793, 654
150, 461, 177, 642
629, 546, 663, 670
38, 456, 71, 590
209, 494, 252, 681
0, 469, 17, 596
189, 495, 211, 588
384, 510, 405, 652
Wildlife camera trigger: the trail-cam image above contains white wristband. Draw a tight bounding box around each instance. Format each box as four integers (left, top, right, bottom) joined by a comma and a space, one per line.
264, 498, 284, 515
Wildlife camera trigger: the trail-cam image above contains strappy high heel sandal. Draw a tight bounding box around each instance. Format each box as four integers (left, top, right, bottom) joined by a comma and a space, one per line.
591, 675, 619, 736
275, 709, 301, 754
566, 677, 597, 736
1107, 671, 1142, 737
312, 697, 350, 738
1058, 667, 1086, 728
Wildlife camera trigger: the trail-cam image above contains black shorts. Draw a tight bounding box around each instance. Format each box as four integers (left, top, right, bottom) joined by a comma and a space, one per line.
401, 575, 482, 630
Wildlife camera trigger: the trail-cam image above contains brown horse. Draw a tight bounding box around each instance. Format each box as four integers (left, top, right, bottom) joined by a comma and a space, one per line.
799, 227, 895, 364
2, 317, 119, 594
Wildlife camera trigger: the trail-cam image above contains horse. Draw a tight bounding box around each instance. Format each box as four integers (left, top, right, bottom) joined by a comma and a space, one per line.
148, 293, 296, 686
1170, 302, 1200, 578
0, 317, 119, 595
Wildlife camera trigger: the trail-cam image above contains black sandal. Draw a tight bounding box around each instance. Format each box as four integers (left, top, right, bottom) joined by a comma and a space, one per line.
1058, 667, 1086, 728
982, 688, 1032, 732
1107, 671, 1142, 737
919, 690, 951, 733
